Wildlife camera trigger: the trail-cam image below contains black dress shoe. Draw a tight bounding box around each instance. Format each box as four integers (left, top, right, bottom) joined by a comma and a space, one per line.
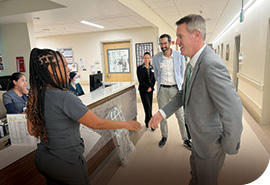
159, 137, 167, 148
183, 140, 192, 150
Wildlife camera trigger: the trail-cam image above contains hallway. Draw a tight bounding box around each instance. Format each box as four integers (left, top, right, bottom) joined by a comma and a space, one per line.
91, 102, 270, 185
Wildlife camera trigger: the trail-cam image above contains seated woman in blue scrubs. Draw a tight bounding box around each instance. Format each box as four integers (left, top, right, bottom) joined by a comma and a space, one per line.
69, 72, 85, 96
2, 72, 29, 113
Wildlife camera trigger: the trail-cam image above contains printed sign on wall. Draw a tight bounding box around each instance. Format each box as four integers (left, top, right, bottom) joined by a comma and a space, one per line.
16, 56, 25, 72
0, 55, 5, 72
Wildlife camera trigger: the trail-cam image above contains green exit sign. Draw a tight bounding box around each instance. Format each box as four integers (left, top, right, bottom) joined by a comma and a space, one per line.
240, 9, 244, 23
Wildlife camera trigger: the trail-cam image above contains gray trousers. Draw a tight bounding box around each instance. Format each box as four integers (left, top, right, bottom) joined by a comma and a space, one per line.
189, 146, 226, 185
157, 86, 188, 140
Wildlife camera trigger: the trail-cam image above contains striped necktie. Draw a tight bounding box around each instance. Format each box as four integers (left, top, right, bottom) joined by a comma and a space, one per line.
185, 62, 193, 90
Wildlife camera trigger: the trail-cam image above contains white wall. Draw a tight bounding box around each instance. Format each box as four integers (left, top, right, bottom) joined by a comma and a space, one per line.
0, 30, 7, 75
0, 23, 35, 80
212, 0, 270, 123
36, 26, 159, 84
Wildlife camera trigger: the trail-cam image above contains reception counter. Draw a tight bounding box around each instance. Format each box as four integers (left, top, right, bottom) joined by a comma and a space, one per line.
0, 82, 137, 185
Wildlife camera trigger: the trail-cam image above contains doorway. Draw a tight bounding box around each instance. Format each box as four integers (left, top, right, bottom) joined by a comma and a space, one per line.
261, 20, 270, 125
103, 41, 132, 82
221, 43, 224, 59
233, 35, 241, 90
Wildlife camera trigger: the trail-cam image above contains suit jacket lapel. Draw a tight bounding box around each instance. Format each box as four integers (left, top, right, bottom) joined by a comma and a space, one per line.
185, 63, 199, 106
182, 64, 189, 103
185, 46, 208, 106
158, 52, 163, 76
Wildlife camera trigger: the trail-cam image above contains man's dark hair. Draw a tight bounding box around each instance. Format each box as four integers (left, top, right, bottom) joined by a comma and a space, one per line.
159, 34, 171, 43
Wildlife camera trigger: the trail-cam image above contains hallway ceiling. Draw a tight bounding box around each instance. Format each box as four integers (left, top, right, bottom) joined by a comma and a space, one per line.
0, 0, 251, 43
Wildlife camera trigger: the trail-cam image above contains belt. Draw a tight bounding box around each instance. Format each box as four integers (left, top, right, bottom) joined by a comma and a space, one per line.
160, 84, 177, 88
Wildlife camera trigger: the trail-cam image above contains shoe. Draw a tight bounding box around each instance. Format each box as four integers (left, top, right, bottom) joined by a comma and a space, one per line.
183, 140, 192, 150
159, 137, 167, 148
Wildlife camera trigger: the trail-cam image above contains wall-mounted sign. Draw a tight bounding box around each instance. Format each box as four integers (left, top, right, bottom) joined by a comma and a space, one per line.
16, 56, 25, 72
67, 63, 78, 72
240, 8, 244, 23
226, 44, 230, 61
0, 55, 5, 72
57, 48, 73, 63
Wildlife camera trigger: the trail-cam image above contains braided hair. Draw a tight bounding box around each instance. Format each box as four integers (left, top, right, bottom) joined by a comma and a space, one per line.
26, 48, 69, 144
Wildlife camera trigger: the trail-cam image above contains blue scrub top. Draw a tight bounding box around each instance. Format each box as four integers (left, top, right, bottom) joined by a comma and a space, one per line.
2, 89, 27, 113
69, 83, 85, 96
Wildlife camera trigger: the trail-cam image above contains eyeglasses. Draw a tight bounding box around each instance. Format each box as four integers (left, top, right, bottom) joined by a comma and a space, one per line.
159, 42, 168, 46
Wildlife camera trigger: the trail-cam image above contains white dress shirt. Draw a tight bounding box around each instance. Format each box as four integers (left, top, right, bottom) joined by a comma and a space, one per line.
160, 53, 177, 85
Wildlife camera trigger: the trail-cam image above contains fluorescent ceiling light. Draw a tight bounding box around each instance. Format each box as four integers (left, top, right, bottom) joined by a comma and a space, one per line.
80, 21, 104, 29
212, 0, 258, 44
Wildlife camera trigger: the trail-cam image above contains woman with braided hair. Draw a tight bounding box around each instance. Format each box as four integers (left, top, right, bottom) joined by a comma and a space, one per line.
26, 48, 141, 185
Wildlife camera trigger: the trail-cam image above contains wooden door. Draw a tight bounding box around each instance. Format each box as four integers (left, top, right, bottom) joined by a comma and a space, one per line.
103, 41, 132, 82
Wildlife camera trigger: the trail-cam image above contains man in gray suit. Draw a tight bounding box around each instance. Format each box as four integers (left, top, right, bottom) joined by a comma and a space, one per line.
149, 14, 243, 185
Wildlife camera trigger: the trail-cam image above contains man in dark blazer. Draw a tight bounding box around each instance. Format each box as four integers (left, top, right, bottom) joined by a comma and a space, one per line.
137, 52, 156, 129
149, 14, 243, 185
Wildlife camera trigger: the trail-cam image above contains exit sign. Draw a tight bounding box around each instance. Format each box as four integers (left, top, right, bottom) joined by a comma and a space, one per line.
240, 8, 244, 23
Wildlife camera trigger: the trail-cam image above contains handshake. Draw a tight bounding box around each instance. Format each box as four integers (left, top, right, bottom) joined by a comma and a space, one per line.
148, 111, 163, 130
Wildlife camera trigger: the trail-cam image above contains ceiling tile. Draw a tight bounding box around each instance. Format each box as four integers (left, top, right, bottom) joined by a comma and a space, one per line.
0, 0, 254, 42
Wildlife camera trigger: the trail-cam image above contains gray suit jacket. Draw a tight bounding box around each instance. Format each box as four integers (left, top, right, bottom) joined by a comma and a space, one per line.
162, 45, 243, 158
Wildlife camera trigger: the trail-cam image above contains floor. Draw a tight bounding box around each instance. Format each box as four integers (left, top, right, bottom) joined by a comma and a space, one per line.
0, 92, 269, 185
0, 139, 7, 150
90, 100, 270, 185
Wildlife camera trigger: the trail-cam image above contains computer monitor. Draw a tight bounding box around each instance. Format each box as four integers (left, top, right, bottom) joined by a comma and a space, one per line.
89, 73, 103, 92
0, 75, 11, 90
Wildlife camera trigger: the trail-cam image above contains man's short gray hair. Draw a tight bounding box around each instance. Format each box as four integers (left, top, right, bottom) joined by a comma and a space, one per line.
176, 14, 206, 40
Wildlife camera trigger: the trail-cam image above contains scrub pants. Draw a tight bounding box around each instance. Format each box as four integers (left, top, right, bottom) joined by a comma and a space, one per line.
34, 149, 90, 185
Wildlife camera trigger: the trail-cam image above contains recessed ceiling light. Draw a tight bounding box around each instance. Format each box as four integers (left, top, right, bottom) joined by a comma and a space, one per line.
80, 20, 104, 29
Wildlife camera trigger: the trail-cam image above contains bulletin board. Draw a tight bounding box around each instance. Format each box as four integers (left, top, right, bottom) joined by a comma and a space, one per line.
135, 42, 153, 67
